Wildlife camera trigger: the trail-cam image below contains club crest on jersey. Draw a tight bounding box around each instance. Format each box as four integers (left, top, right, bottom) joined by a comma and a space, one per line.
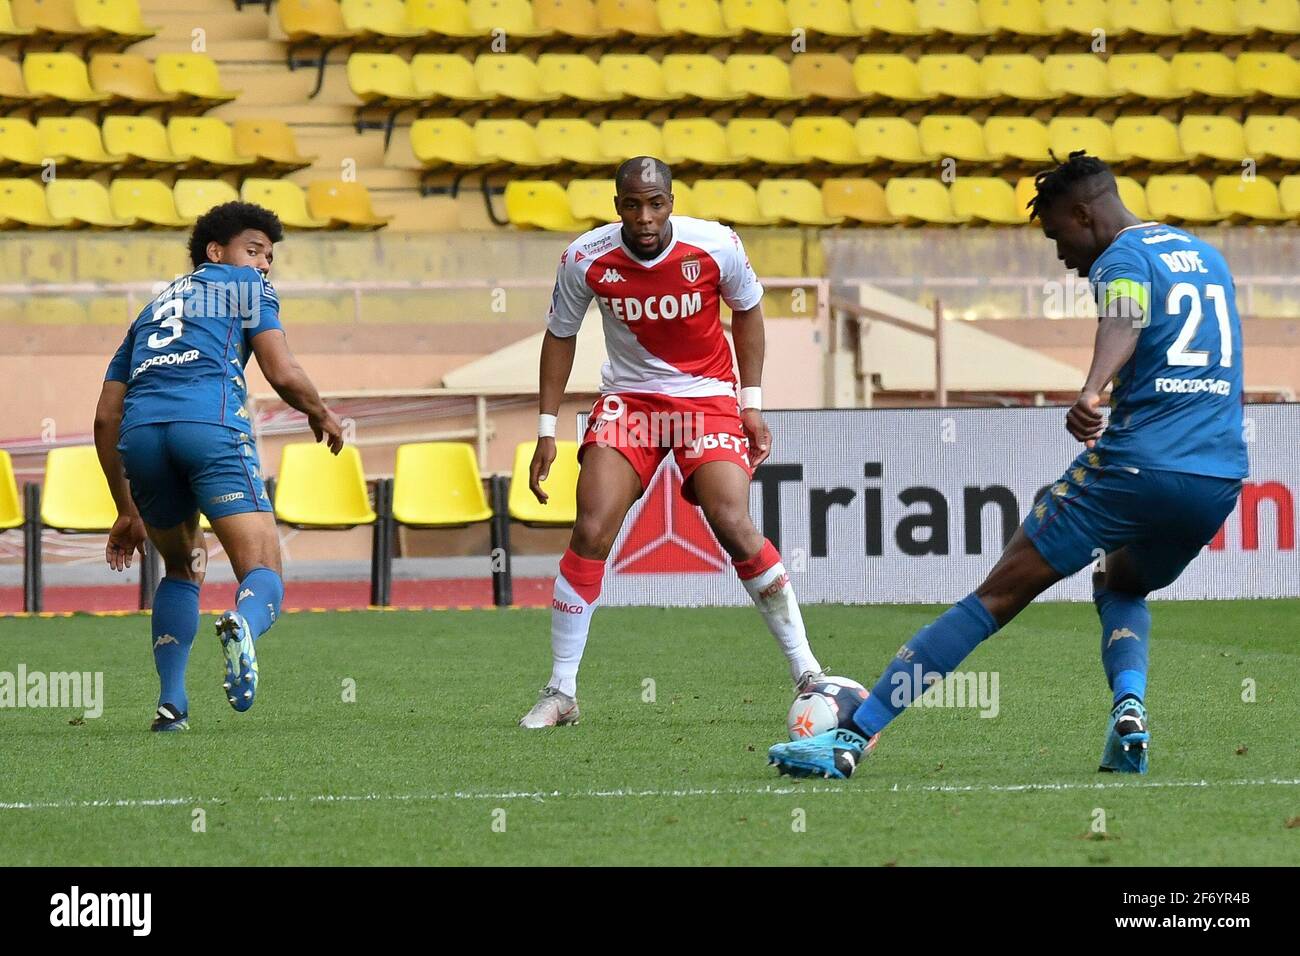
680, 255, 700, 284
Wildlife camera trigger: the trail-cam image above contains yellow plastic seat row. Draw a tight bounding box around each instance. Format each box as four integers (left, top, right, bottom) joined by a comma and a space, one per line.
6, 0, 157, 45
8, 52, 238, 111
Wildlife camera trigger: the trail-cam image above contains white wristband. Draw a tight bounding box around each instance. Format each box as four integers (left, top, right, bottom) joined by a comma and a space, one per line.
538, 413, 557, 438
739, 387, 762, 411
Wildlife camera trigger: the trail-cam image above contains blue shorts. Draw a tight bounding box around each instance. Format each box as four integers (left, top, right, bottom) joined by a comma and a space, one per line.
1022, 449, 1241, 592
118, 422, 272, 530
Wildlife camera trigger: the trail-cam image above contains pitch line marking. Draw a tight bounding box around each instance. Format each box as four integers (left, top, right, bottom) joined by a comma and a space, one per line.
3, 777, 1298, 811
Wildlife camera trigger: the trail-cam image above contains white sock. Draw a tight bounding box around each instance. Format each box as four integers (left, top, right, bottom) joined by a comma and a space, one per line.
738, 548, 821, 683
547, 550, 604, 698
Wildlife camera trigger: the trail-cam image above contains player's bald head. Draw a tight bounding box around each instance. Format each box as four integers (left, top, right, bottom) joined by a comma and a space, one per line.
615, 157, 672, 198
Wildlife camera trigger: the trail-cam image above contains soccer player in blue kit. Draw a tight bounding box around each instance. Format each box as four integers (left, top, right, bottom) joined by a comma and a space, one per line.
93, 202, 344, 731
769, 152, 1248, 778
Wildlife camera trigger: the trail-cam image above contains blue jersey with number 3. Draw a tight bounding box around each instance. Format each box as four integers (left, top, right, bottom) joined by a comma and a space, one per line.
1087, 223, 1248, 480
105, 263, 282, 437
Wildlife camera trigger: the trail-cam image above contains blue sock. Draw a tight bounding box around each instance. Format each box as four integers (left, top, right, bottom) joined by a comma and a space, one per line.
151, 577, 200, 712
235, 567, 284, 642
852, 593, 1001, 737
1095, 587, 1150, 705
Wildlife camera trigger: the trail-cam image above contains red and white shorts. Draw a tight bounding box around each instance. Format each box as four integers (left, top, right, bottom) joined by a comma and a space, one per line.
579, 392, 752, 504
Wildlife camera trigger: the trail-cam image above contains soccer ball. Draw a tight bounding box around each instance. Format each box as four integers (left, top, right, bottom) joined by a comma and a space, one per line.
786, 677, 868, 740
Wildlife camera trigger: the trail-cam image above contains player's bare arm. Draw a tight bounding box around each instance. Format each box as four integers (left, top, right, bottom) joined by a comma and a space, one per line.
1068, 304, 1144, 448
730, 302, 771, 467
93, 379, 146, 571
251, 328, 344, 454
531, 329, 578, 504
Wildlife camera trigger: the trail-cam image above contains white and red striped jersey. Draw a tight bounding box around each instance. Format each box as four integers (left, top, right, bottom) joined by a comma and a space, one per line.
545, 216, 763, 398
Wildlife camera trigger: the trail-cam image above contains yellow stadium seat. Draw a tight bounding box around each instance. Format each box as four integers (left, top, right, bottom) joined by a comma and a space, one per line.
919, 54, 987, 101
475, 54, 560, 103
757, 178, 843, 225
0, 0, 35, 41
509, 440, 578, 526
1244, 115, 1300, 162
982, 55, 1053, 102
1171, 0, 1246, 34
1178, 115, 1247, 164
154, 54, 239, 107
48, 178, 135, 227
982, 116, 1050, 162
468, 0, 551, 35
951, 177, 1023, 224
885, 177, 967, 224
919, 115, 998, 162
917, 0, 989, 36
25, 296, 85, 324
670, 179, 695, 216
661, 54, 742, 103
689, 179, 777, 224
1113, 115, 1186, 164
1172, 53, 1244, 99
308, 180, 392, 229
1108, 0, 1180, 35
567, 178, 618, 221
392, 442, 492, 528
657, 0, 739, 37
0, 178, 68, 226
786, 0, 857, 36
1047, 117, 1124, 164
596, 0, 669, 37
89, 54, 177, 106
410, 54, 493, 105
41, 447, 116, 533
173, 179, 240, 221
0, 55, 36, 111
0, 450, 21, 532
241, 178, 329, 229
276, 443, 376, 528
23, 52, 109, 104
725, 54, 800, 103
1044, 54, 1117, 101
167, 117, 254, 170
599, 54, 676, 103
475, 118, 556, 166
822, 178, 896, 224
1213, 175, 1289, 221
349, 52, 423, 105
537, 54, 619, 103
1279, 175, 1300, 216
1235, 52, 1300, 99
1236, 0, 1300, 34
109, 179, 190, 227
410, 117, 488, 168
725, 118, 799, 165
405, 0, 482, 40
1146, 175, 1227, 223
11, 0, 94, 40
281, 0, 361, 42
853, 54, 927, 103
74, 0, 157, 44
232, 120, 317, 173
0, 117, 57, 170
505, 180, 593, 230
340, 0, 426, 38
977, 0, 1054, 35
791, 116, 864, 165
102, 115, 190, 168
851, 0, 927, 36
721, 0, 790, 36
662, 118, 740, 167
1114, 175, 1150, 219
856, 117, 931, 165
598, 119, 673, 163
537, 118, 610, 167
535, 0, 614, 37
37, 117, 124, 168
1108, 54, 1186, 101
790, 53, 860, 103
1042, 0, 1109, 34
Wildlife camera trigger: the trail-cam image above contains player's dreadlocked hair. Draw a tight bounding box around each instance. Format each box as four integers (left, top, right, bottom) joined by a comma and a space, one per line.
188, 201, 285, 268
614, 156, 672, 195
1026, 150, 1116, 221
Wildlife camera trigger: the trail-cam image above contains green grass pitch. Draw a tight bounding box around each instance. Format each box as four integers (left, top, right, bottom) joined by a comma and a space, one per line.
1, 601, 1296, 866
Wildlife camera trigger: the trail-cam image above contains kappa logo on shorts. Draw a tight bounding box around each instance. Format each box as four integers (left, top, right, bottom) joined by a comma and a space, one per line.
210, 492, 245, 504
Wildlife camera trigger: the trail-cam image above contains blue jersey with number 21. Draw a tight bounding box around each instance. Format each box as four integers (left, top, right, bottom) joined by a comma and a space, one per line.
105, 262, 282, 437
1087, 222, 1248, 480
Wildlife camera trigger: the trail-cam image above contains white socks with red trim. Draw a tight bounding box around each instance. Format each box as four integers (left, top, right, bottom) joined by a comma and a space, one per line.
734, 539, 821, 682
547, 548, 606, 698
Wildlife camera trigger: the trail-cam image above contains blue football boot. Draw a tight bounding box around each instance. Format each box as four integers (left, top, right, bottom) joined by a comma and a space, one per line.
216, 610, 259, 713
1099, 697, 1150, 773
768, 727, 877, 780
150, 703, 189, 732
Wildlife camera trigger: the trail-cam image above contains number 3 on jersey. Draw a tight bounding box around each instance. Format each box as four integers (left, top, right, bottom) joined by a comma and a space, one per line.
1166, 282, 1232, 369
147, 296, 184, 349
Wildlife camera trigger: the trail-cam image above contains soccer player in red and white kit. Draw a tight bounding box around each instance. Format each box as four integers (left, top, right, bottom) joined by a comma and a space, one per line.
519, 157, 824, 728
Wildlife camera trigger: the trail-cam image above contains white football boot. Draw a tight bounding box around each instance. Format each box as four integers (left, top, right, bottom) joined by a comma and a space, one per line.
518, 686, 580, 728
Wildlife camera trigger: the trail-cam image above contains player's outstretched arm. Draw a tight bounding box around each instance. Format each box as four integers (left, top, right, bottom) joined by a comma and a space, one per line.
93, 381, 146, 571
730, 303, 771, 467
531, 330, 578, 504
1068, 305, 1144, 448
250, 329, 344, 454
